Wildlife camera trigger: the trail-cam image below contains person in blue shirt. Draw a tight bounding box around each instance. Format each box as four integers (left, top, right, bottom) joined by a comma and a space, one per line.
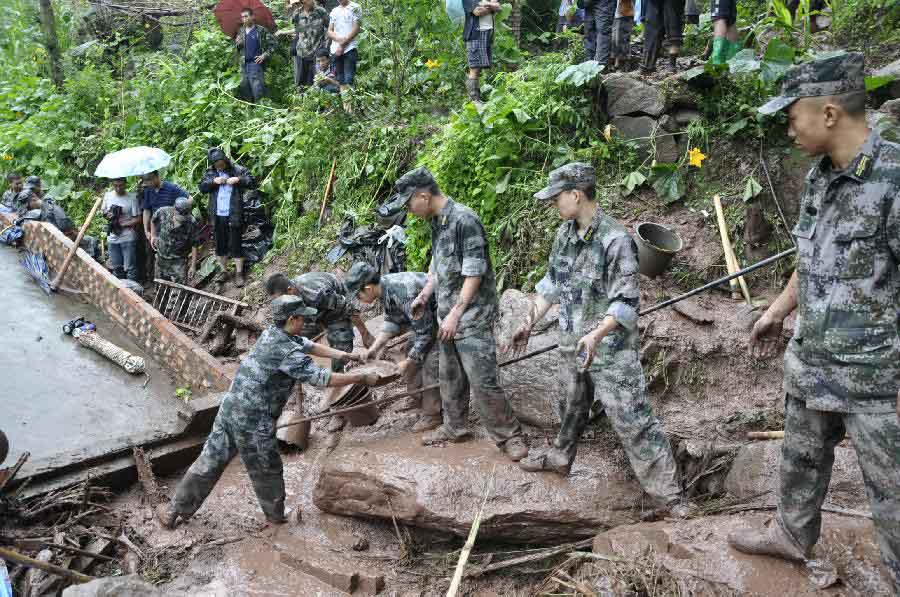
235, 8, 275, 102
141, 171, 190, 282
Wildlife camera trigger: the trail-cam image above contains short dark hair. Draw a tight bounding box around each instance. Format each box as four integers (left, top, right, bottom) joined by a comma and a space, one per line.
315, 47, 329, 59
265, 273, 294, 296
241, 7, 253, 16
830, 90, 867, 117
578, 184, 595, 200
6, 172, 21, 182
366, 272, 381, 288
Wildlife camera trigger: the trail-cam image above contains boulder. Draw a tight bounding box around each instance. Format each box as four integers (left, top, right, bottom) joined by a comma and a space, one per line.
586, 514, 892, 595
604, 73, 666, 117
880, 98, 900, 119
611, 116, 680, 164
313, 435, 643, 543
724, 440, 869, 509
672, 108, 701, 126
496, 289, 561, 429
63, 575, 162, 597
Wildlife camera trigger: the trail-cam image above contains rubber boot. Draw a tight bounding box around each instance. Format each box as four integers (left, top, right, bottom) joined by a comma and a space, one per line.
668, 54, 678, 72
725, 39, 742, 61
464, 77, 482, 103
710, 37, 727, 65
728, 519, 810, 562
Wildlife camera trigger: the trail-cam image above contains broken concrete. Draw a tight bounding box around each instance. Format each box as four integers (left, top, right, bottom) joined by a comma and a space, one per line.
724, 440, 869, 509
588, 514, 893, 595
313, 435, 644, 543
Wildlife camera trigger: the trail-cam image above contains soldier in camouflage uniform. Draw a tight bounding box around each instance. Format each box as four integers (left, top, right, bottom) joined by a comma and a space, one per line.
151, 198, 197, 285
156, 295, 381, 528
266, 270, 374, 432
729, 53, 900, 592
509, 163, 690, 516
393, 167, 528, 461
345, 261, 443, 432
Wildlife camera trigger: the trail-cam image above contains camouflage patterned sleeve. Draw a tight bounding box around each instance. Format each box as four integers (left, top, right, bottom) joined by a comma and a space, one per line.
279, 348, 332, 386
382, 312, 404, 336
535, 230, 562, 304
887, 180, 900, 263
604, 235, 640, 331
406, 304, 435, 363
458, 215, 489, 277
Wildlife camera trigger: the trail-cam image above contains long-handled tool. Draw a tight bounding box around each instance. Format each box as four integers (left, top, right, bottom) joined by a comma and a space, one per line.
49, 194, 104, 292
278, 248, 797, 428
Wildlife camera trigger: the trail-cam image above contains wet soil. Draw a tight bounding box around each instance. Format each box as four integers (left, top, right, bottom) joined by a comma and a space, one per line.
0, 246, 183, 466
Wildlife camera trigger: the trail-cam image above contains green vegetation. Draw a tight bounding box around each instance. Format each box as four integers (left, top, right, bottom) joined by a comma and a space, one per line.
0, 0, 894, 293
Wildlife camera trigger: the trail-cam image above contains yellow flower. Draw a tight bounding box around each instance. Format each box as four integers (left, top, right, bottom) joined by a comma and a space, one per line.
688, 147, 706, 168
1, 154, 12, 161
424, 59, 441, 70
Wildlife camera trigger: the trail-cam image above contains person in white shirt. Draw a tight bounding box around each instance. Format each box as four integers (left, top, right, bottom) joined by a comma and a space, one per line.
101, 177, 142, 281
326, 0, 361, 112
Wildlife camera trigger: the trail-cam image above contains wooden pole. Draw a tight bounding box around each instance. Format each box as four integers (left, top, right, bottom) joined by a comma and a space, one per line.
446, 465, 495, 597
0, 546, 95, 585
50, 195, 104, 292
746, 430, 784, 440
317, 158, 338, 229
713, 195, 753, 305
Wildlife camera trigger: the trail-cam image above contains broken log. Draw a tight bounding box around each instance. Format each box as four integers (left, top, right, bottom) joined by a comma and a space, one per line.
133, 447, 162, 506
200, 312, 264, 343
0, 546, 95, 584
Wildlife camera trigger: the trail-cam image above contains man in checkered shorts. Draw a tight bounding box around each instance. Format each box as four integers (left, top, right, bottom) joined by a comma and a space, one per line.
462, 0, 502, 104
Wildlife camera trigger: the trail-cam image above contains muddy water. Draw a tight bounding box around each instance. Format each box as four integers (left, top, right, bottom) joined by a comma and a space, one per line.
0, 246, 184, 464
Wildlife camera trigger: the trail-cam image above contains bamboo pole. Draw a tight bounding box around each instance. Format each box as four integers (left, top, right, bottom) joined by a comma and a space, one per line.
0, 546, 95, 585
446, 465, 496, 597
712, 194, 753, 304
50, 194, 104, 292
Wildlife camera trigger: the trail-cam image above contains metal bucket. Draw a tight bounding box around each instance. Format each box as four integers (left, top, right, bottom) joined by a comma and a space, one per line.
636, 222, 683, 278
276, 412, 310, 450
326, 384, 380, 427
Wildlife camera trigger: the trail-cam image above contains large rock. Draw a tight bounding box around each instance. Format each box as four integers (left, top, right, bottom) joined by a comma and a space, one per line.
496, 289, 560, 429
611, 115, 680, 164
313, 435, 643, 542
725, 440, 869, 509
586, 514, 892, 595
873, 58, 900, 100
63, 576, 162, 597
604, 73, 666, 117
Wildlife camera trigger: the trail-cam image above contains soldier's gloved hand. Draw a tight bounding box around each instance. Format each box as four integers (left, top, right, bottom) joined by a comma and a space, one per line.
749, 312, 784, 360
507, 323, 532, 356
576, 330, 600, 371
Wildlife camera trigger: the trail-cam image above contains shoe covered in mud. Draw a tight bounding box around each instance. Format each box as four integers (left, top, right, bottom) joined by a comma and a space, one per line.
502, 436, 529, 462
411, 414, 442, 433
519, 447, 570, 474
728, 520, 809, 562
156, 503, 178, 530
326, 415, 346, 433
234, 272, 246, 288
421, 425, 471, 446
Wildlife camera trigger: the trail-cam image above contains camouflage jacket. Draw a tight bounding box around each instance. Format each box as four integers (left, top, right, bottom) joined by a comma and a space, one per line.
536, 207, 640, 352
152, 206, 197, 260
220, 327, 331, 425
1, 189, 15, 208
428, 198, 497, 338
785, 130, 900, 413
291, 272, 355, 325
39, 199, 74, 235
293, 4, 329, 58
380, 272, 437, 363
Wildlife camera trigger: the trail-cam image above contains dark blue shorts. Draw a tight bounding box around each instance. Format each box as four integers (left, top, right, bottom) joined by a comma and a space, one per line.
333, 48, 358, 86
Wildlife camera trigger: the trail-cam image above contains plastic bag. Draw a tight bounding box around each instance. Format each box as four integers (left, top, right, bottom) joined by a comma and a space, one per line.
446, 0, 464, 25
240, 192, 274, 265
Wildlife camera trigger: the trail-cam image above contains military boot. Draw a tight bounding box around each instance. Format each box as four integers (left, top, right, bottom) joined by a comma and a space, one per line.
421, 425, 471, 446
519, 447, 570, 474
502, 436, 529, 462
728, 520, 809, 562
411, 414, 442, 433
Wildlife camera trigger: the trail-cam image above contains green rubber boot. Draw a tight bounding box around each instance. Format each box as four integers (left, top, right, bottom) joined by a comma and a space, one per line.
725, 39, 742, 61
710, 37, 728, 65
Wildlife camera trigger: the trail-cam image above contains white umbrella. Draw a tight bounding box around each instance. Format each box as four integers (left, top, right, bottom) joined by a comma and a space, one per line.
94, 146, 172, 178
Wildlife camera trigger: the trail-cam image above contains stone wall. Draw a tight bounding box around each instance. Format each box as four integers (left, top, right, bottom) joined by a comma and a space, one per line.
2, 213, 232, 392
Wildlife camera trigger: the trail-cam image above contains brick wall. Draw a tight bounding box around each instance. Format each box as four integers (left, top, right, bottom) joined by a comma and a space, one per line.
2, 213, 232, 392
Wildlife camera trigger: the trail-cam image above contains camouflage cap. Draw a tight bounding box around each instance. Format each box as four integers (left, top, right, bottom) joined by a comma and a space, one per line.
344, 261, 377, 295
758, 51, 865, 115
533, 162, 595, 201
174, 197, 192, 214
23, 176, 41, 189
271, 295, 317, 323
389, 167, 437, 206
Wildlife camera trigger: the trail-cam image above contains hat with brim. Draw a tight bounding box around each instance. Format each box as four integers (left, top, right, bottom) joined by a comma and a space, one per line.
533, 181, 571, 202
272, 295, 317, 322
758, 95, 799, 116
345, 261, 377, 295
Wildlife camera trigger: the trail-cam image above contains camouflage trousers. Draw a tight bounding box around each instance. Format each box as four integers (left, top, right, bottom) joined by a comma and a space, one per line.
777, 395, 900, 590
440, 327, 523, 446
303, 318, 354, 372
555, 342, 681, 505
172, 407, 285, 522
403, 340, 441, 416
156, 255, 187, 285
